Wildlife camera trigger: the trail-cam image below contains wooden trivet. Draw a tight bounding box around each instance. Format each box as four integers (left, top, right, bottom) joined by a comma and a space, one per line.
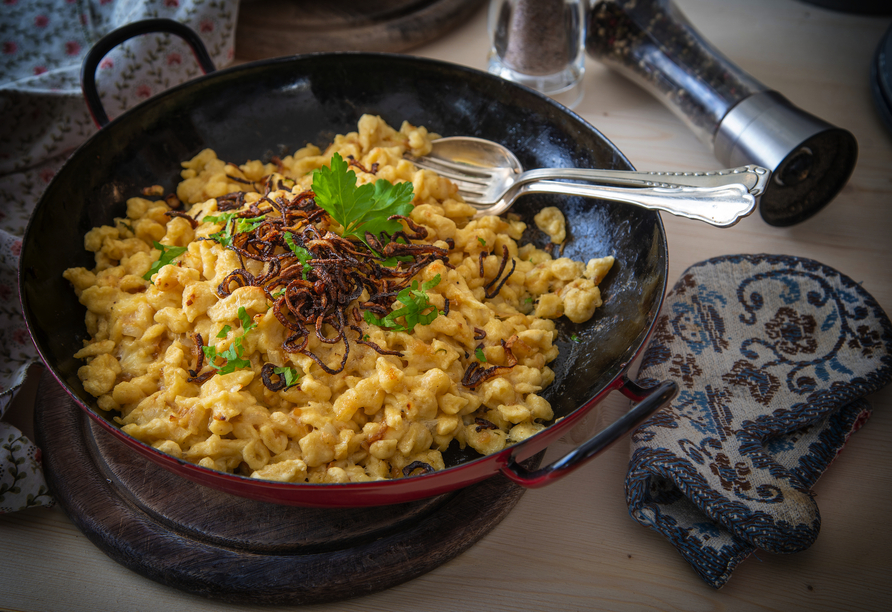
34, 369, 537, 605
235, 0, 485, 60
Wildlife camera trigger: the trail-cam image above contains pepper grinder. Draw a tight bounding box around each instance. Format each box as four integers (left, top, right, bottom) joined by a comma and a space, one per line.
586, 0, 858, 226
488, 0, 587, 109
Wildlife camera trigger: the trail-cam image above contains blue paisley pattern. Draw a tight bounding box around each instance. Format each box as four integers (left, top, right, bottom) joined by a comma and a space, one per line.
626, 254, 891, 588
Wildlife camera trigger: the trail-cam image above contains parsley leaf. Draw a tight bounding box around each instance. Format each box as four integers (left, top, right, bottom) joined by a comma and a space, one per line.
202, 307, 257, 374
235, 217, 265, 234
312, 152, 414, 249
380, 255, 414, 268
238, 306, 256, 334
143, 242, 188, 281
215, 343, 251, 374
363, 274, 441, 332
273, 365, 301, 388
203, 213, 266, 248
477, 237, 486, 246
284, 232, 313, 280
202, 213, 238, 224
475, 347, 487, 362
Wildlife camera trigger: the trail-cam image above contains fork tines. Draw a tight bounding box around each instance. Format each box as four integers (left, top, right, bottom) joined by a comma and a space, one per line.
408, 156, 491, 200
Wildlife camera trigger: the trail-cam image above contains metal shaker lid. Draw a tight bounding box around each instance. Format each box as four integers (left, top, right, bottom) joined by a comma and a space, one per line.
714, 90, 858, 226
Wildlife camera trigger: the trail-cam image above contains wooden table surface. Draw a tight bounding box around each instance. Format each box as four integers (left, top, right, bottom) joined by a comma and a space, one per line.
2, 1, 890, 610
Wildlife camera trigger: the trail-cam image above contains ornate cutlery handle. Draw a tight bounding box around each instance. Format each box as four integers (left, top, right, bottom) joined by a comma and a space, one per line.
520, 164, 770, 196
517, 180, 758, 227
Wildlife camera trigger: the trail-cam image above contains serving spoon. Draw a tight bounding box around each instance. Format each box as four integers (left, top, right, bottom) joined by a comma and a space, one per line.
408, 136, 770, 227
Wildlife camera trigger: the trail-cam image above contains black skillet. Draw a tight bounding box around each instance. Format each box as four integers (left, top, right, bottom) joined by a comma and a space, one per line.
19, 19, 674, 507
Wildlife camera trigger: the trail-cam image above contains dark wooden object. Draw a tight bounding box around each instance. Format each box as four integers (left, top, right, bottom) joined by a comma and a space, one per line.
235, 0, 486, 60
33, 369, 537, 605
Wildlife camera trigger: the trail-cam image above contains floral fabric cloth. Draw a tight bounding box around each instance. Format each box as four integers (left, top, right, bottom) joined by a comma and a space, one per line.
626, 254, 892, 588
0, 0, 238, 513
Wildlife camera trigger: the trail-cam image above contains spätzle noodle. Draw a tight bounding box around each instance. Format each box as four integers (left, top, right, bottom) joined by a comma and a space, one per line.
65, 115, 614, 484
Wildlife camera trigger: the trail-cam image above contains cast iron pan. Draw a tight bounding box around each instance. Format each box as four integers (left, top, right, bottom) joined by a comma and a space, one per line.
19, 20, 674, 507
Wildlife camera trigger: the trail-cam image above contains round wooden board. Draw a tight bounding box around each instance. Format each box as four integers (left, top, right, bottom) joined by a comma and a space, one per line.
234, 0, 486, 60
34, 370, 539, 605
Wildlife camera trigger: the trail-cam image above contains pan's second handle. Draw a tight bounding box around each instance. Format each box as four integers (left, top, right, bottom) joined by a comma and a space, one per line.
500, 378, 677, 488
81, 18, 217, 128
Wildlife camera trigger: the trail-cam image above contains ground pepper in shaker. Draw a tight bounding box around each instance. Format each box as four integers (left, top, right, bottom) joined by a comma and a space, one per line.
488, 0, 586, 109
586, 0, 858, 226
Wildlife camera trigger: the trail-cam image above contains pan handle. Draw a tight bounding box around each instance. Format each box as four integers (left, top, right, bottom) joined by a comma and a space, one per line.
500, 377, 677, 488
81, 18, 217, 128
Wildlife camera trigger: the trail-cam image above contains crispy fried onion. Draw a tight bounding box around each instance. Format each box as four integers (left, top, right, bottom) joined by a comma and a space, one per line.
474, 418, 499, 432
200, 183, 450, 381
402, 460, 435, 477
187, 332, 214, 384
260, 362, 296, 391
347, 155, 379, 175
480, 244, 516, 299
461, 336, 519, 389
166, 209, 199, 228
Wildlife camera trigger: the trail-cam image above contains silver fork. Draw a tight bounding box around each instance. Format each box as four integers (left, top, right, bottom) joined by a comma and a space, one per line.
408, 136, 770, 227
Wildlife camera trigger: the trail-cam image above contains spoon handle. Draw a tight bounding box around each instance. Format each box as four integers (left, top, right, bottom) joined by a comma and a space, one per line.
521, 164, 770, 195
517, 180, 758, 227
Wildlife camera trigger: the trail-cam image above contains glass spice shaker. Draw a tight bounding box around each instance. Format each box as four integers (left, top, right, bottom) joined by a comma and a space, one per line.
586, 0, 857, 226
488, 0, 587, 109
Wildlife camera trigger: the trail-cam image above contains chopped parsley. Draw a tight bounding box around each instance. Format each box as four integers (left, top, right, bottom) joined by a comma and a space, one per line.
363, 274, 442, 332
202, 307, 258, 374
203, 212, 266, 248
284, 232, 313, 279
312, 152, 414, 250
143, 242, 188, 281
475, 347, 487, 362
273, 365, 301, 388
477, 237, 486, 246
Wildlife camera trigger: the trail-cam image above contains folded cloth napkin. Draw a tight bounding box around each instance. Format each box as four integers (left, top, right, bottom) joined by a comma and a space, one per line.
0, 0, 238, 513
626, 254, 892, 588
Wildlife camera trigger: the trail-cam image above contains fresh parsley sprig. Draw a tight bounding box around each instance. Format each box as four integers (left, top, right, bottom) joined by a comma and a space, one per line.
363, 274, 442, 333
312, 152, 414, 250
143, 242, 188, 281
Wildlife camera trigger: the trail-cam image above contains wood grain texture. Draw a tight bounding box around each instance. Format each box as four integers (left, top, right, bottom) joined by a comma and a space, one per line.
32, 370, 539, 605
235, 0, 486, 59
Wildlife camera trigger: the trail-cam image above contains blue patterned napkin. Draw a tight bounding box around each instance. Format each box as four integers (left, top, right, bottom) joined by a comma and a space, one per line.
626, 254, 892, 588
0, 0, 238, 513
